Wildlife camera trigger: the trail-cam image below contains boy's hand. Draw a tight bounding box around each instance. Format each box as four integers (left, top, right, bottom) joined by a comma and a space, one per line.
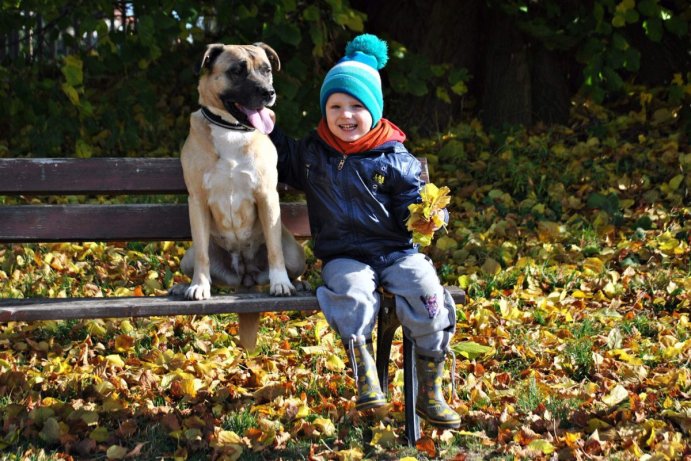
406, 184, 451, 246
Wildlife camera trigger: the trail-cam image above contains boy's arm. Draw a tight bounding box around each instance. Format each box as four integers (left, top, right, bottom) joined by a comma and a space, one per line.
390, 156, 425, 230
268, 122, 305, 190
391, 156, 449, 234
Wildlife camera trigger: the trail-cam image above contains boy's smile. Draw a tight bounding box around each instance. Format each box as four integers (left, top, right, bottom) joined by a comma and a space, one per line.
325, 92, 373, 143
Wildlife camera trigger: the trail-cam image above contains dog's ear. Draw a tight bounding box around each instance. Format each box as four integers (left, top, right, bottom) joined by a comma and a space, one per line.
254, 42, 281, 72
197, 44, 225, 75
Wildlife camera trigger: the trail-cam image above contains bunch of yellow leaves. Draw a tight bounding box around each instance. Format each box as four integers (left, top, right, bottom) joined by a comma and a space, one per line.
406, 183, 451, 246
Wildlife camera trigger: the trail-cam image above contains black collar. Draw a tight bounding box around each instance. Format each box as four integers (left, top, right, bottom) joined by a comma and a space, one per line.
200, 106, 254, 132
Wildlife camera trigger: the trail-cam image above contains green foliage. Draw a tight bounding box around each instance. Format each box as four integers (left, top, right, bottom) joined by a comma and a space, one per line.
494, 0, 690, 102
0, 0, 370, 157
0, 0, 689, 157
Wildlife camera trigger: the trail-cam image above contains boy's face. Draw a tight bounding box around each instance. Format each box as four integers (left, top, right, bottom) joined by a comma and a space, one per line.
325, 92, 373, 143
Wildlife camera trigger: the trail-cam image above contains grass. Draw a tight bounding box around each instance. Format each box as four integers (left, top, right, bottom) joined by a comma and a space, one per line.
516, 375, 543, 414
222, 408, 258, 434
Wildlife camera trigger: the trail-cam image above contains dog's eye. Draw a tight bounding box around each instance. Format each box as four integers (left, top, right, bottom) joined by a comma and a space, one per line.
228, 63, 247, 77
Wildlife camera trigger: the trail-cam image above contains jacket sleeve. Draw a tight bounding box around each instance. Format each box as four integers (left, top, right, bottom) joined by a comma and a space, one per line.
269, 126, 307, 191
390, 153, 424, 231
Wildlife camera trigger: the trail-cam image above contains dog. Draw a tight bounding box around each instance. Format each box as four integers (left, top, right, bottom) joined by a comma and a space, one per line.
172, 42, 306, 351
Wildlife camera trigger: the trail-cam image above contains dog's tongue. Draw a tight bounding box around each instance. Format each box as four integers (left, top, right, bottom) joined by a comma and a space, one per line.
236, 105, 274, 134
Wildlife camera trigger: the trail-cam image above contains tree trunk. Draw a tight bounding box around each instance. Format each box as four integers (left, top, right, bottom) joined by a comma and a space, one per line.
478, 11, 532, 128
353, 0, 572, 130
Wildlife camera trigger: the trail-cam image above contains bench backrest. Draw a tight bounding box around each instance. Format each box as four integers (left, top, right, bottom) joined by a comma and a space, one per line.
0, 157, 429, 243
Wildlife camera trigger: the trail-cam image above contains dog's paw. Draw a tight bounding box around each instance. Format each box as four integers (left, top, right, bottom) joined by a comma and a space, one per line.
293, 280, 312, 293
168, 283, 190, 297
269, 269, 295, 296
270, 282, 295, 296
185, 282, 212, 300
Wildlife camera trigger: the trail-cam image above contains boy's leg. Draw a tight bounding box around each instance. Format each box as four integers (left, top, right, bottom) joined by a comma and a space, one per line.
380, 253, 455, 352
317, 258, 380, 339
381, 253, 460, 428
317, 258, 385, 410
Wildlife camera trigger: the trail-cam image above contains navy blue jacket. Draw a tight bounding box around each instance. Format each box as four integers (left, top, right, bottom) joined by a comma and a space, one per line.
270, 128, 422, 268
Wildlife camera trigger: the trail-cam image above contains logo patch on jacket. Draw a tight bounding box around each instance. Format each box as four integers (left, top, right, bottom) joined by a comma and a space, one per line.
420, 294, 439, 318
372, 172, 386, 185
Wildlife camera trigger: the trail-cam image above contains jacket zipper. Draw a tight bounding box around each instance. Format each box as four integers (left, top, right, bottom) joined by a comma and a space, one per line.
337, 154, 346, 170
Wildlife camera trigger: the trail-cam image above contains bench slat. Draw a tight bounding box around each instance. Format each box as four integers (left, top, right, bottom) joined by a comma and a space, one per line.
0, 287, 466, 323
0, 158, 187, 195
0, 203, 311, 242
0, 157, 429, 195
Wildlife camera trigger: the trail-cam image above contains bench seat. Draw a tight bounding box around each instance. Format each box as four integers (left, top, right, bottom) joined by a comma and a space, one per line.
0, 157, 465, 445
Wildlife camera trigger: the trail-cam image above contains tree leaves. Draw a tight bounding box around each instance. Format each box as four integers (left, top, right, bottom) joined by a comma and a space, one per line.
407, 183, 452, 246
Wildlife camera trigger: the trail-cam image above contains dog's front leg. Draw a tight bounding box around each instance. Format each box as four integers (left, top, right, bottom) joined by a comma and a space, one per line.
185, 194, 213, 300
255, 189, 295, 296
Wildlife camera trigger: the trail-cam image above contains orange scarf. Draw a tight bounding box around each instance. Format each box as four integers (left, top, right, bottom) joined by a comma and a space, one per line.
317, 118, 407, 155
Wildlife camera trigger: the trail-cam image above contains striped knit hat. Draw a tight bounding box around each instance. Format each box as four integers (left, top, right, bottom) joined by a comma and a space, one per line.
320, 34, 389, 128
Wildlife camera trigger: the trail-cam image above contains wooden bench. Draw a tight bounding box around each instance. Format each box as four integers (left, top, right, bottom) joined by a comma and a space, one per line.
0, 157, 465, 444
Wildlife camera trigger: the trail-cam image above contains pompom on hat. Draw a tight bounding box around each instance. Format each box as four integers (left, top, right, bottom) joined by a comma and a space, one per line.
320, 34, 389, 128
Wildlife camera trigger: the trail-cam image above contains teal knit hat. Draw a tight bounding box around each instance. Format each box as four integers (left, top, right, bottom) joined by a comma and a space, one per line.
320, 34, 389, 128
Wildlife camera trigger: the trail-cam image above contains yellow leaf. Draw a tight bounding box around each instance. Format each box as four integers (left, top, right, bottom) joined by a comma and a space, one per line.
253, 382, 288, 402
528, 439, 555, 454
583, 257, 605, 275
325, 353, 346, 371
179, 378, 202, 398
406, 183, 450, 246
370, 423, 398, 448
85, 319, 108, 337
601, 384, 629, 406
106, 445, 129, 460
646, 427, 656, 447
452, 341, 495, 359
215, 430, 243, 446
335, 448, 364, 461
105, 354, 125, 368
435, 235, 457, 251
119, 320, 134, 333
313, 417, 336, 437
563, 431, 582, 448
90, 426, 110, 442
114, 335, 135, 353
300, 345, 327, 355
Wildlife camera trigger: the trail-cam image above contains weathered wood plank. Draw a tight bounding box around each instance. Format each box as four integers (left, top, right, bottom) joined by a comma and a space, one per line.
0, 287, 465, 322
0, 157, 428, 195
0, 203, 310, 242
0, 158, 187, 195
0, 292, 320, 322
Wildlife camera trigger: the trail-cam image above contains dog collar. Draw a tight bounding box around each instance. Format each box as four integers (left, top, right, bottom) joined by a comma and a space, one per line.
200, 106, 254, 132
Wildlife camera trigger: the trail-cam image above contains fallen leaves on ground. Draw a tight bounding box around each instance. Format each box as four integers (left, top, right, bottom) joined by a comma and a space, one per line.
1, 93, 690, 459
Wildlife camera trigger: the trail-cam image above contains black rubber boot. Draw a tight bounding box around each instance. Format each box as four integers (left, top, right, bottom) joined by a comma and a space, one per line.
347, 335, 387, 411
415, 354, 461, 429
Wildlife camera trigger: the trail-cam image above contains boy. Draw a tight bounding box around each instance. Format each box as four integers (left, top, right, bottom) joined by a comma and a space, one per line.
269, 34, 460, 429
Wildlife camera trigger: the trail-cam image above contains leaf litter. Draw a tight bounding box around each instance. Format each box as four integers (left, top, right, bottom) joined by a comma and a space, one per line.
1, 94, 690, 459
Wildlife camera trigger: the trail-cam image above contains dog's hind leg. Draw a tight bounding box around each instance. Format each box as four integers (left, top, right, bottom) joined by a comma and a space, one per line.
208, 242, 242, 287
282, 228, 306, 280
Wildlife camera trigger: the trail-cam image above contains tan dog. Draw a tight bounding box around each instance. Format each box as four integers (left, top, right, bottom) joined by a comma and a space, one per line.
173, 43, 305, 350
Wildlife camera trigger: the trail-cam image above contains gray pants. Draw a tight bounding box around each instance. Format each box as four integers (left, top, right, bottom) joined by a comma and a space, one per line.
316, 253, 456, 358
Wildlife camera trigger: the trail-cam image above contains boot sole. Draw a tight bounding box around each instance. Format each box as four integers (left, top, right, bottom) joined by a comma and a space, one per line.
415, 408, 461, 429
356, 397, 387, 411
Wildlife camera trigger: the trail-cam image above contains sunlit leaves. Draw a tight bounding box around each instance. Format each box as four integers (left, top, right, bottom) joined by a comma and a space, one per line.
1, 92, 690, 459
407, 183, 452, 246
